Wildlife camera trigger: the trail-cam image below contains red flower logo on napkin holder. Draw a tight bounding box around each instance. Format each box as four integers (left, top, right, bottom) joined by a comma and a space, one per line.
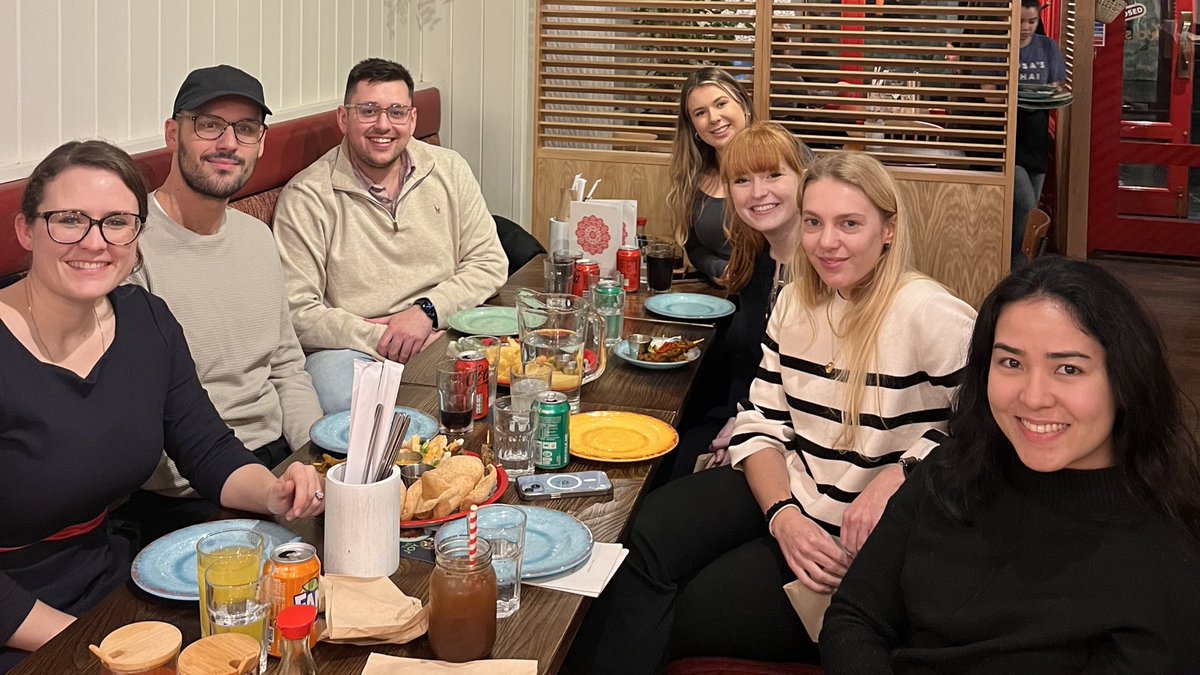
575, 215, 610, 256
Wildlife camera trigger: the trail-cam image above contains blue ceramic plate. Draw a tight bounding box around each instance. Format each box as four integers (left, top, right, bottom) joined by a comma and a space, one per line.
612, 339, 700, 370
130, 519, 300, 601
643, 293, 736, 321
435, 505, 594, 579
448, 306, 520, 336
309, 406, 439, 457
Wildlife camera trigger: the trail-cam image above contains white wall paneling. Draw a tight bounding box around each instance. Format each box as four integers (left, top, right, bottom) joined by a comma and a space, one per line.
2, 0, 535, 232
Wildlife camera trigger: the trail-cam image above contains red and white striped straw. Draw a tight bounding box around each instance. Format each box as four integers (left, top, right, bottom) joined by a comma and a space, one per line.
467, 504, 479, 566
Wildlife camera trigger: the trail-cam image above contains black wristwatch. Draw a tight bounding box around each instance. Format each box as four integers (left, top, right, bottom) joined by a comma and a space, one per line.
414, 297, 438, 326
898, 456, 921, 477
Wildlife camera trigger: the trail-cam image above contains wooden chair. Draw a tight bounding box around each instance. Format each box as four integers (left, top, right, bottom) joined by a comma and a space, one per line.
1021, 208, 1052, 262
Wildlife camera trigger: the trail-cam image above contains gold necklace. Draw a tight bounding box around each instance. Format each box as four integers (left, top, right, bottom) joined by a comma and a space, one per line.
24, 281, 104, 363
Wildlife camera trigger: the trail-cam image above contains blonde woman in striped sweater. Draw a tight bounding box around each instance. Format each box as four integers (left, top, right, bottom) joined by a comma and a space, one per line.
568, 152, 976, 672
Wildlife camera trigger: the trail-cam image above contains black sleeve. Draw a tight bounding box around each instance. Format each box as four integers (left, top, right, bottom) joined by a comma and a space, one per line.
820, 463, 930, 673
685, 223, 728, 282
0, 575, 38, 649
142, 292, 259, 504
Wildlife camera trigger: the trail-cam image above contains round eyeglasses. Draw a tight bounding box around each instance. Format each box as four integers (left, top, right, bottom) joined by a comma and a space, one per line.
41, 210, 145, 246
181, 113, 267, 145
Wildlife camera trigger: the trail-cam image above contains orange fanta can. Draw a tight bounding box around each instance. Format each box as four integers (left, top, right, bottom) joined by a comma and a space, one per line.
265, 542, 320, 657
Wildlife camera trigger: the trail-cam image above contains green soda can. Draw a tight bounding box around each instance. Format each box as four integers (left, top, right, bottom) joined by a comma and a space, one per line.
532, 391, 571, 470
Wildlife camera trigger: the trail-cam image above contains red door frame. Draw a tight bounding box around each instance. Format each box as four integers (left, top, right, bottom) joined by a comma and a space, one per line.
1089, 7, 1200, 256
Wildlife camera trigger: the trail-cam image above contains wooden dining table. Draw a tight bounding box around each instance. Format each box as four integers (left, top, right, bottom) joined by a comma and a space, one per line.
12, 258, 722, 675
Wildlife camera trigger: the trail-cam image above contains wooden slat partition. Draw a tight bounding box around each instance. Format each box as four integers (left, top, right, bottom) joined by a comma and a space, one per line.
533, 0, 1021, 304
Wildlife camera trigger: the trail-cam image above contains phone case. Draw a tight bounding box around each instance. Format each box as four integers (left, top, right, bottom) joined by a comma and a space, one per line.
516, 471, 613, 500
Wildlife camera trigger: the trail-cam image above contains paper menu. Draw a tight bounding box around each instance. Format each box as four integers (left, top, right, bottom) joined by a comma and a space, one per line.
343, 359, 406, 485
568, 199, 637, 273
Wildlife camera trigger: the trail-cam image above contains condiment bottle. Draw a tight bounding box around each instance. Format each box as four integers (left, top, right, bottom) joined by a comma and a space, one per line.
428, 535, 496, 662
90, 621, 181, 675
276, 604, 319, 675
176, 633, 260, 675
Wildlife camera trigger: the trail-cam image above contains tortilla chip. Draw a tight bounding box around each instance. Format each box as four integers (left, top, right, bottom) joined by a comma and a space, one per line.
401, 481, 424, 521
432, 476, 475, 519
463, 464, 497, 508
437, 455, 485, 486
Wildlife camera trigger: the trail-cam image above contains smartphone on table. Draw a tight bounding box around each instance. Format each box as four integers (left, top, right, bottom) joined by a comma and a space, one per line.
516, 471, 613, 500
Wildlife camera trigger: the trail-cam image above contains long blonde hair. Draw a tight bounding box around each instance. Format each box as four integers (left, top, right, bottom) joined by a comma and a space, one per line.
716, 121, 811, 293
666, 67, 753, 248
790, 152, 923, 451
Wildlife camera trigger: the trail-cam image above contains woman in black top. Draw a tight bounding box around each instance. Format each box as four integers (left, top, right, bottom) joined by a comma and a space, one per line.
0, 141, 325, 671
822, 257, 1200, 672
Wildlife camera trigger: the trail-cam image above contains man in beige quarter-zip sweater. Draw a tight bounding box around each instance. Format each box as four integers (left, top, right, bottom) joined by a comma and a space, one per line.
273, 58, 508, 413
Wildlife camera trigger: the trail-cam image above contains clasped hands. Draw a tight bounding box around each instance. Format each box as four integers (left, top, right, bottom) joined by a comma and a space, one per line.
369, 305, 445, 363
772, 464, 905, 593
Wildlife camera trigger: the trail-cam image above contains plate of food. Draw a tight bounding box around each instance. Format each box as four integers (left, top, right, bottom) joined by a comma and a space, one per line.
452, 336, 599, 387
613, 337, 703, 370
311, 441, 509, 530
131, 519, 300, 601
309, 406, 439, 457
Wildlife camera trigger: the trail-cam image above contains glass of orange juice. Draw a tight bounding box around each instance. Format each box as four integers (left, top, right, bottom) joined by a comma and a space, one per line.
195, 529, 265, 637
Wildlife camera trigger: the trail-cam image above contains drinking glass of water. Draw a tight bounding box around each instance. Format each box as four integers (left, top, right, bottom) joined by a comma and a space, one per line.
475, 505, 527, 618
590, 273, 626, 348
492, 396, 535, 477
204, 559, 271, 674
509, 362, 553, 413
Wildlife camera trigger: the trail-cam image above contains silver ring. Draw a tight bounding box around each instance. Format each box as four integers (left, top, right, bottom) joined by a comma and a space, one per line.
314, 489, 325, 501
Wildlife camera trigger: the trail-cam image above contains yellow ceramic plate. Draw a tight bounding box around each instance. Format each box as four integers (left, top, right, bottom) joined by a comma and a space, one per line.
569, 411, 679, 463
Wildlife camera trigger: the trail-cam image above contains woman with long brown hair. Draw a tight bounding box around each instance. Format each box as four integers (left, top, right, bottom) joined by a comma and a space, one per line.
665, 67, 754, 282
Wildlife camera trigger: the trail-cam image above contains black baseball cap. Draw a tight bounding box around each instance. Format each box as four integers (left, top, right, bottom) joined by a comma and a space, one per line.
173, 65, 272, 117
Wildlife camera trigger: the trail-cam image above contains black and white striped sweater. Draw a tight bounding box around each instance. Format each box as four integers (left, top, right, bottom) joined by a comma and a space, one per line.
728, 277, 976, 537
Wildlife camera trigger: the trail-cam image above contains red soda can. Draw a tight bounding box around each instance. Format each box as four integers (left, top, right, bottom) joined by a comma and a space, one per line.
456, 351, 490, 419
572, 259, 600, 298
617, 246, 640, 293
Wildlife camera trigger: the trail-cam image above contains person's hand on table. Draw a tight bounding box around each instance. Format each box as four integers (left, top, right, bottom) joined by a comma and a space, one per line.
267, 462, 327, 521
368, 307, 442, 363
771, 508, 851, 594
840, 464, 905, 557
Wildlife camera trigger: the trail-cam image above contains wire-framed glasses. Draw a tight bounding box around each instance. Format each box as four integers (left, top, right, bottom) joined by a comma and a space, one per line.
343, 103, 415, 124
40, 210, 145, 245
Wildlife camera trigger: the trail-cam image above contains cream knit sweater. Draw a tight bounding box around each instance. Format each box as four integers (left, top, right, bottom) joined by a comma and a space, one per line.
272, 138, 508, 356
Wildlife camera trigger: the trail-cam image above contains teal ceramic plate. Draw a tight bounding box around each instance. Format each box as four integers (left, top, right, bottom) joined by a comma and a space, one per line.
310, 406, 439, 457
130, 519, 300, 601
448, 306, 520, 336
643, 293, 736, 320
435, 505, 594, 579
612, 339, 700, 370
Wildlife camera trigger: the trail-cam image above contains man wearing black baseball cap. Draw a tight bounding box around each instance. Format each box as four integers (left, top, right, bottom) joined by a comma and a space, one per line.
118, 65, 322, 542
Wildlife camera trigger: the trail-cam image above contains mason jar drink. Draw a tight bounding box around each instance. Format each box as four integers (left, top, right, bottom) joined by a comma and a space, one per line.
429, 536, 496, 663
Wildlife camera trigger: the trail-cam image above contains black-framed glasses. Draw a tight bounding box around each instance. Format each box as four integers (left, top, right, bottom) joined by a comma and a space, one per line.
179, 113, 267, 144
40, 210, 145, 246
343, 103, 415, 124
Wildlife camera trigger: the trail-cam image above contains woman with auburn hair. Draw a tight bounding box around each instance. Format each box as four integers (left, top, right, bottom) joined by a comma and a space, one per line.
680, 121, 811, 472
0, 141, 324, 672
822, 256, 1200, 672
665, 67, 754, 282
568, 152, 975, 672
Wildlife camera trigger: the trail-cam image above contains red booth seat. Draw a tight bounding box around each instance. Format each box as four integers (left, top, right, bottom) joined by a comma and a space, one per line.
0, 87, 442, 281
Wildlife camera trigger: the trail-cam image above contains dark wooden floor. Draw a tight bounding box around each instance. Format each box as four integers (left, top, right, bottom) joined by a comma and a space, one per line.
1092, 256, 1200, 413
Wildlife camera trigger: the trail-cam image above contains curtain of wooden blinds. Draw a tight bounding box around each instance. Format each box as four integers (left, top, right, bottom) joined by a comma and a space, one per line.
536, 0, 1015, 173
